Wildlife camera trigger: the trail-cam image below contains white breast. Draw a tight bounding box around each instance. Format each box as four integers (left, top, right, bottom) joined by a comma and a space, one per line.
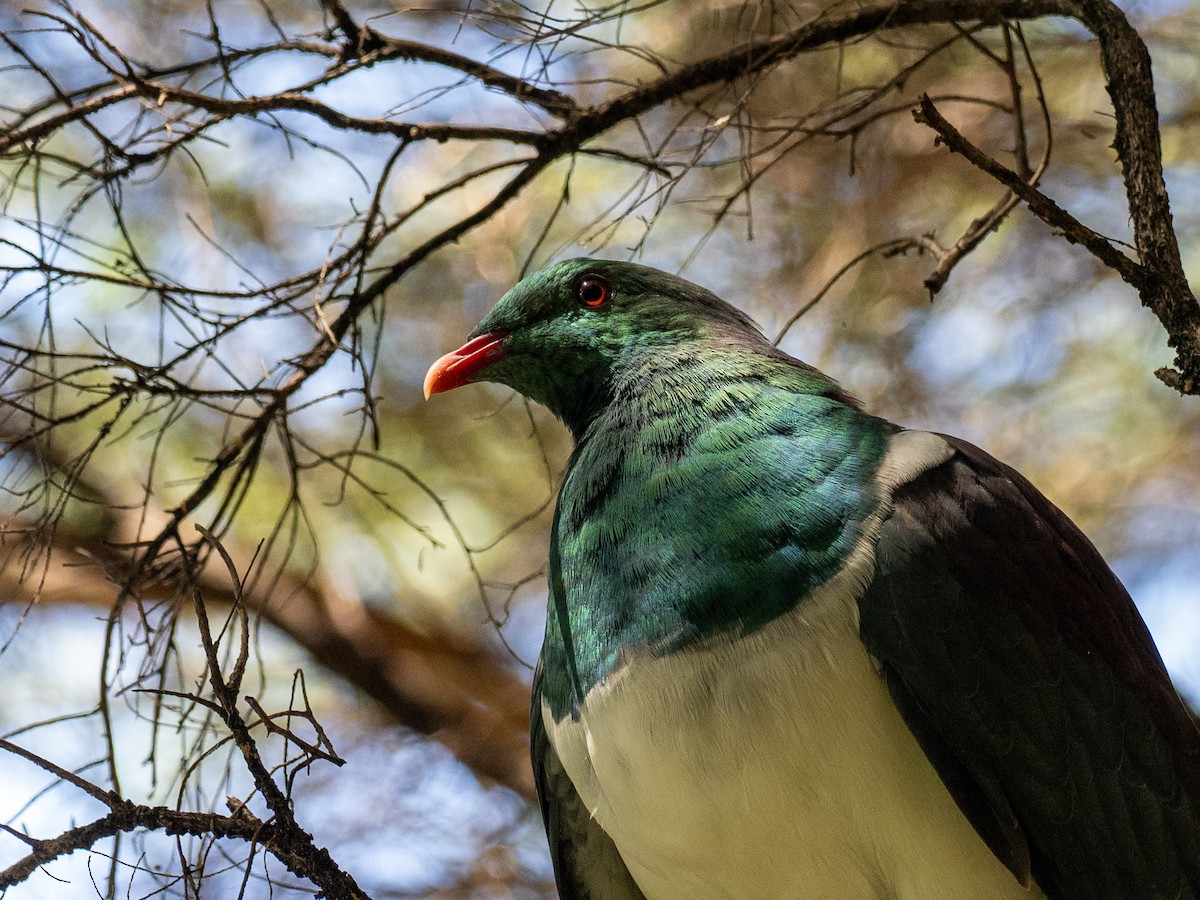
543, 432, 1046, 900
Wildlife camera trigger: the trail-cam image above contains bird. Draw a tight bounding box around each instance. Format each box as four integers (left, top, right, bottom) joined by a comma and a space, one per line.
424, 258, 1200, 900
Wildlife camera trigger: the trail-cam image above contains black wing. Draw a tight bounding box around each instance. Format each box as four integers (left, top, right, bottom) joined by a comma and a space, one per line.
531, 660, 646, 900
859, 434, 1200, 900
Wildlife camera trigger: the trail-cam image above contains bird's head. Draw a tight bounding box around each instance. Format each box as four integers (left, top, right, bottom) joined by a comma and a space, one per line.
424, 258, 765, 431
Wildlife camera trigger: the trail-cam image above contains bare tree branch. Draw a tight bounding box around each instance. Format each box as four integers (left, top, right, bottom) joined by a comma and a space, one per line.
0, 739, 365, 898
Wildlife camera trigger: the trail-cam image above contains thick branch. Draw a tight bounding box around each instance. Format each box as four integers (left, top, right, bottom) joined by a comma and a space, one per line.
564, 0, 1075, 136
1075, 1, 1199, 334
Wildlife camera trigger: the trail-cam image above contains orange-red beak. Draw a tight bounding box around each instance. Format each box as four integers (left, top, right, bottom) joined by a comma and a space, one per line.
423, 332, 507, 399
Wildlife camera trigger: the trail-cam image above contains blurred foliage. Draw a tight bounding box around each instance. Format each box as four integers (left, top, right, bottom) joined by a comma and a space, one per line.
1, 0, 1198, 896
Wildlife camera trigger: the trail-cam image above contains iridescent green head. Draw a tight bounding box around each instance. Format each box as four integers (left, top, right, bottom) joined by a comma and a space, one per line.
425, 258, 764, 431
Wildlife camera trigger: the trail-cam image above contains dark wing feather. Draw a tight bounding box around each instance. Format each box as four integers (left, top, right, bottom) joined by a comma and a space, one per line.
531, 661, 646, 900
859, 434, 1200, 900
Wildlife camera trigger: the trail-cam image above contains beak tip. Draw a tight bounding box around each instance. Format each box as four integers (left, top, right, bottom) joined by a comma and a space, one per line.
423, 332, 506, 401
423, 357, 450, 400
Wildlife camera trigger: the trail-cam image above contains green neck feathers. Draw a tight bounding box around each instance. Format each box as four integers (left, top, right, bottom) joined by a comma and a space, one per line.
541, 340, 890, 719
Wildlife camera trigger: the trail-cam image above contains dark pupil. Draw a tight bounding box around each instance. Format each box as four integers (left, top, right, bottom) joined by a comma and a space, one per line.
580, 279, 605, 305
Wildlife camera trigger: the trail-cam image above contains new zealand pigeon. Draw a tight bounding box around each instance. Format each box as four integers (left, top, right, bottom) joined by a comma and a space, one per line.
424, 258, 1200, 899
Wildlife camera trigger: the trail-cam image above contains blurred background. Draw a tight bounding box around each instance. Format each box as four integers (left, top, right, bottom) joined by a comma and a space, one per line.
0, 0, 1197, 896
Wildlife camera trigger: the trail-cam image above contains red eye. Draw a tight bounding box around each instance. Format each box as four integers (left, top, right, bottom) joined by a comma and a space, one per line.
576, 275, 611, 308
